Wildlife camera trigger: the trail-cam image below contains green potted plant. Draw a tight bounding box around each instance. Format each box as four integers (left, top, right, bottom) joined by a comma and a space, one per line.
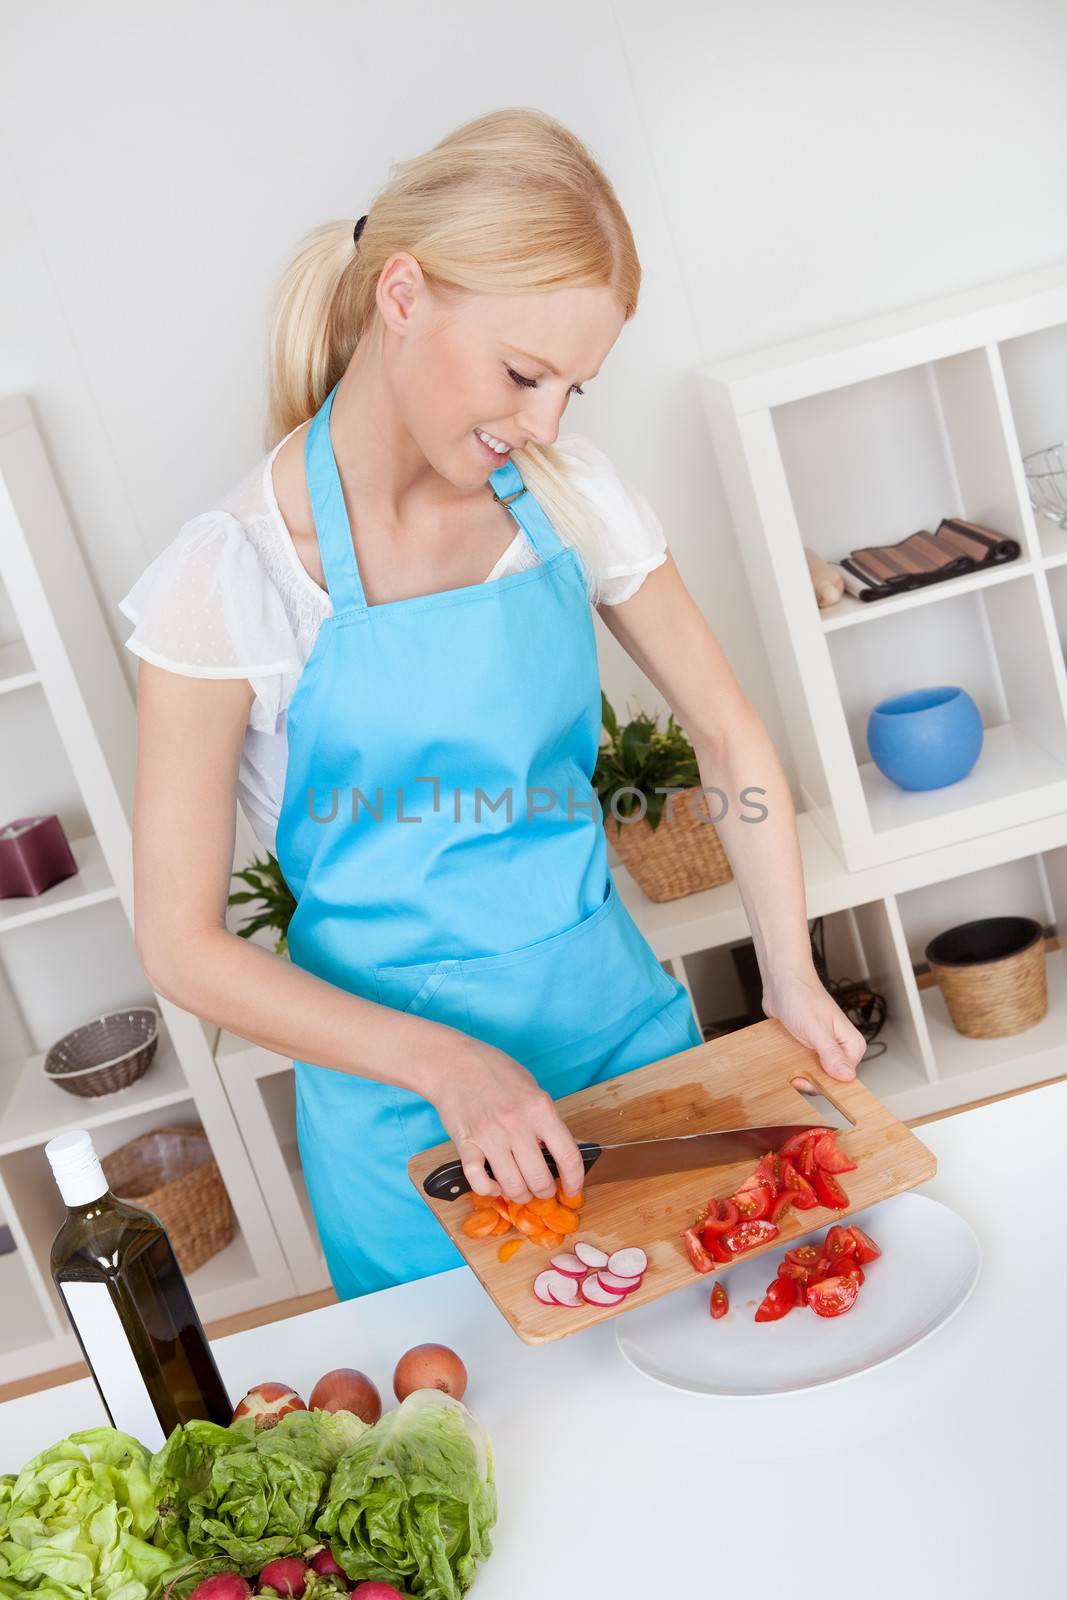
227, 852, 297, 955
593, 691, 733, 902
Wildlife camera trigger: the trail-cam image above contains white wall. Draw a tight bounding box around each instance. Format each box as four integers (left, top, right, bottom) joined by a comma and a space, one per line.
2, 0, 1067, 809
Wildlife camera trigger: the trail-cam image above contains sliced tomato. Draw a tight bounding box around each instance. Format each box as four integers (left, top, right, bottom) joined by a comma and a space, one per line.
701, 1197, 740, 1237
733, 1183, 773, 1221
813, 1168, 850, 1210
752, 1152, 785, 1195
807, 1273, 859, 1317
823, 1224, 858, 1263
847, 1224, 881, 1264
778, 1126, 824, 1157
777, 1259, 811, 1287
710, 1281, 729, 1319
784, 1243, 822, 1268
755, 1275, 799, 1320
768, 1188, 803, 1223
797, 1139, 819, 1181
723, 1218, 779, 1254
704, 1230, 734, 1264
682, 1227, 714, 1273
780, 1159, 819, 1209
840, 1259, 865, 1286
813, 1132, 858, 1173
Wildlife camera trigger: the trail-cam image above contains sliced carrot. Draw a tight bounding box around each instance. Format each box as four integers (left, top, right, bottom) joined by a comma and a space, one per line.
497, 1237, 525, 1263
461, 1208, 500, 1238
512, 1210, 542, 1239
469, 1191, 497, 1208
557, 1189, 584, 1210
532, 1227, 565, 1250
526, 1196, 560, 1220
490, 1215, 511, 1235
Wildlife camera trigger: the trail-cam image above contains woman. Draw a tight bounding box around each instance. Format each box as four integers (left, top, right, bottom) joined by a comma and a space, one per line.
122, 107, 865, 1301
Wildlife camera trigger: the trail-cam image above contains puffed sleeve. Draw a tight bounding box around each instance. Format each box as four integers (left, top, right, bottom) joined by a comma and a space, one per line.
117, 509, 303, 735
556, 433, 669, 604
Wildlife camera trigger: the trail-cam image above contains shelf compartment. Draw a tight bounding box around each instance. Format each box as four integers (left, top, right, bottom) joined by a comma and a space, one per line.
0, 834, 118, 934
0, 1024, 190, 1157
770, 346, 1032, 578
998, 320, 1067, 565
826, 575, 1067, 862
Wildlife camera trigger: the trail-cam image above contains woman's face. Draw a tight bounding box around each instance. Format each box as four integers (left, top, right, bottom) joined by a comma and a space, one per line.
376, 258, 627, 488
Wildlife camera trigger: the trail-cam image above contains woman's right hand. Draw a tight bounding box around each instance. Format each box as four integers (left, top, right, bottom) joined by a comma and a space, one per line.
430, 1041, 588, 1206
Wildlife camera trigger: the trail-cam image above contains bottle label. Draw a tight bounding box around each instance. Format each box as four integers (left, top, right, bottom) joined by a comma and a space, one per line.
59, 1280, 166, 1449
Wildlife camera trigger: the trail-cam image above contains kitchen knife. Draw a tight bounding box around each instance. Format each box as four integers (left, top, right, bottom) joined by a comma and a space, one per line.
421, 1120, 843, 1201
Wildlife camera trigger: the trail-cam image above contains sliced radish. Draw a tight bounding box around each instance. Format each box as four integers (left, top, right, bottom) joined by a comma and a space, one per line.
573, 1241, 609, 1269
543, 1270, 581, 1305
598, 1270, 641, 1295
580, 1275, 626, 1307
533, 1270, 565, 1306
607, 1247, 647, 1278
549, 1252, 587, 1278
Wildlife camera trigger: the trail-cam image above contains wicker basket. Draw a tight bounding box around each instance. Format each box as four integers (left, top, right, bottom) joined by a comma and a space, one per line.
604, 785, 733, 902
43, 1007, 160, 1098
101, 1126, 235, 1274
924, 916, 1047, 1039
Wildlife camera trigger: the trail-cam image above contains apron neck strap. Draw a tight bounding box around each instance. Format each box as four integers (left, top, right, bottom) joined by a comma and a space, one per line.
305, 384, 569, 615
305, 382, 366, 614
487, 457, 567, 563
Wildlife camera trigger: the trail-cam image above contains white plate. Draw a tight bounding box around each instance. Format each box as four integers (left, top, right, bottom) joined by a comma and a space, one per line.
615, 1192, 981, 1398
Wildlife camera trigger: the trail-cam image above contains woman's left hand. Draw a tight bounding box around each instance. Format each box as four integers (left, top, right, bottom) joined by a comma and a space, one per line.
761, 966, 867, 1094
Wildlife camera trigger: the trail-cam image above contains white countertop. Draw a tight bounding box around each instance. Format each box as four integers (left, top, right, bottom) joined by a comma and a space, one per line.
4, 1080, 1062, 1599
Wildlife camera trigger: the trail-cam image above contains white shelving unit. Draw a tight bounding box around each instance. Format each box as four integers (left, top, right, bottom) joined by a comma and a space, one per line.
697, 261, 1067, 873
0, 394, 296, 1387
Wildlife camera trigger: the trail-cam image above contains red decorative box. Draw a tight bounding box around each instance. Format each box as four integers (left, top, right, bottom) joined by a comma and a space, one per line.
0, 815, 79, 898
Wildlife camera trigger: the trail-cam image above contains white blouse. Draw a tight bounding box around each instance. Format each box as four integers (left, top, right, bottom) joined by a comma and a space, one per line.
118, 429, 668, 856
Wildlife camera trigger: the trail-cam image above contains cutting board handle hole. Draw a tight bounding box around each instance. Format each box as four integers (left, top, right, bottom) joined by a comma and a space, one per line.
788, 1078, 856, 1132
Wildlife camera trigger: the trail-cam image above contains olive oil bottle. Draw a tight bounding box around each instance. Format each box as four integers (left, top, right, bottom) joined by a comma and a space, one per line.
46, 1128, 232, 1448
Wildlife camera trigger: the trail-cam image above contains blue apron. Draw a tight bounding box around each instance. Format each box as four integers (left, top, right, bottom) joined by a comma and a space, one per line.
274, 382, 701, 1299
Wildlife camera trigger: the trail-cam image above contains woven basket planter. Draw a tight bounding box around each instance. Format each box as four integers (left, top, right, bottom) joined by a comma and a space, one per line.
924, 916, 1047, 1039
101, 1125, 235, 1275
603, 785, 733, 902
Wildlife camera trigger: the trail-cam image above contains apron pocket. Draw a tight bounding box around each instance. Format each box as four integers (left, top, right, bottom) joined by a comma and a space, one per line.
458, 876, 677, 1065
372, 956, 472, 1035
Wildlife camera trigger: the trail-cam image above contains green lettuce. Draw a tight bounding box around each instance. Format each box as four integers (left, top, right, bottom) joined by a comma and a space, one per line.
316, 1390, 496, 1600
149, 1408, 367, 1571
0, 1428, 175, 1600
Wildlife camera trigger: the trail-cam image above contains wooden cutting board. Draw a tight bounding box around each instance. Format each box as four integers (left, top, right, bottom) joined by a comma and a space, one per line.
407, 1018, 937, 1344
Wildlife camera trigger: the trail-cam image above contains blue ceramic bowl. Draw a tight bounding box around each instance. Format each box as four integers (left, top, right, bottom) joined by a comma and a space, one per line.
866, 686, 983, 791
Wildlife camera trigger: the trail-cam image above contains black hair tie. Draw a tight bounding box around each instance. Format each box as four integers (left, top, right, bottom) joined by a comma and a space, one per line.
353, 214, 368, 246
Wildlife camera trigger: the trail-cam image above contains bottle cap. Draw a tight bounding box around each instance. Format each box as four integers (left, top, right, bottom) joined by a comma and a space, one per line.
46, 1129, 108, 1205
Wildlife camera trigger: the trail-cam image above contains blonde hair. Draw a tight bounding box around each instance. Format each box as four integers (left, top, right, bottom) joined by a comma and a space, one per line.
264, 106, 642, 603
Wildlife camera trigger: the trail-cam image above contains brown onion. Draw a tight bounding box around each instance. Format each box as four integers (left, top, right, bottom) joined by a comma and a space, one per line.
392, 1343, 468, 1403
307, 1367, 382, 1424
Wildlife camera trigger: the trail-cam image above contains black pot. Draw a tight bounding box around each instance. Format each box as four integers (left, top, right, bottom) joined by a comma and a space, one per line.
924, 916, 1043, 967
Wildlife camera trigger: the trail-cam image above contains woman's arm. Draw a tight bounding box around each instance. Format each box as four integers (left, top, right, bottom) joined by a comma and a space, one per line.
130, 660, 587, 1203
597, 553, 866, 1084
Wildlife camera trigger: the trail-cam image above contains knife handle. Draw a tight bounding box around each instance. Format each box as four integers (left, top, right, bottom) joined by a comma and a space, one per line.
422, 1140, 603, 1202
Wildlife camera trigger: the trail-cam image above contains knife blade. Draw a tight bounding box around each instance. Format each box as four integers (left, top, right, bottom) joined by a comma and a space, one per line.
421, 1120, 840, 1201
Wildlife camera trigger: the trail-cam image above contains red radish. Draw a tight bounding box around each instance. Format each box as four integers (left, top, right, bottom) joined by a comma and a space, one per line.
543, 1270, 581, 1304
534, 1269, 565, 1305
597, 1270, 641, 1294
580, 1275, 626, 1307
350, 1585, 407, 1598
548, 1252, 586, 1277
188, 1578, 252, 1600
607, 1247, 647, 1278
258, 1559, 308, 1597
573, 1241, 609, 1269
231, 1381, 306, 1429
308, 1368, 382, 1425
308, 1549, 345, 1579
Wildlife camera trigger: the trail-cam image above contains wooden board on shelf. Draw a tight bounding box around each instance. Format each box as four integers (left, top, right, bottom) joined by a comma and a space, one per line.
408, 1018, 937, 1345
